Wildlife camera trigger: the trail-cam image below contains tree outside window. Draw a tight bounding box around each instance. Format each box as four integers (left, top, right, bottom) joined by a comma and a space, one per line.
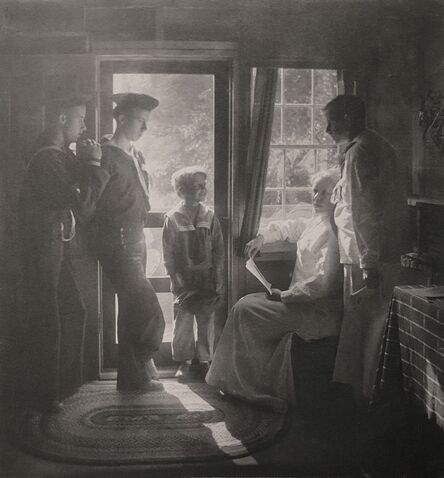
258, 68, 340, 227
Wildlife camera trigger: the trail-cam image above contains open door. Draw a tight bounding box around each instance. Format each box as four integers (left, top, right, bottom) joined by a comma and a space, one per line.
98, 59, 230, 376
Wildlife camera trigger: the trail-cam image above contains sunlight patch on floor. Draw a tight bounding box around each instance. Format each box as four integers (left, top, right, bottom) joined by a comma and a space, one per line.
162, 379, 215, 412
204, 421, 245, 448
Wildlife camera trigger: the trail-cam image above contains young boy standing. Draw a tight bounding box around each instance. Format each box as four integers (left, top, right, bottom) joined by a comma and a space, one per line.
162, 166, 224, 380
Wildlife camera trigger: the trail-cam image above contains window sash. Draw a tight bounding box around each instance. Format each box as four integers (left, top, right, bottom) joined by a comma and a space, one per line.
261, 67, 339, 223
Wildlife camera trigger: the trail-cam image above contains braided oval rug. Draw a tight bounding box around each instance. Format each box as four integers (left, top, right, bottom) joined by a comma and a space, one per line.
13, 380, 287, 465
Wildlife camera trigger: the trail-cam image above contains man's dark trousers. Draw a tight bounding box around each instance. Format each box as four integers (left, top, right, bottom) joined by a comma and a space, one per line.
94, 225, 165, 389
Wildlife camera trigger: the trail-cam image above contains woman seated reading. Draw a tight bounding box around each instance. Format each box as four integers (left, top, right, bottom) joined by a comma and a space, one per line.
206, 170, 342, 412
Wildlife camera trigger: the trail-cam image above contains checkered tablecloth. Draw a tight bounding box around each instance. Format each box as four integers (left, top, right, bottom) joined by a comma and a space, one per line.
373, 285, 444, 429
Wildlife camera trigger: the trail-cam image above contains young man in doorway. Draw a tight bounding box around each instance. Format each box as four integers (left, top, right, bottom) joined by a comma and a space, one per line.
89, 93, 165, 392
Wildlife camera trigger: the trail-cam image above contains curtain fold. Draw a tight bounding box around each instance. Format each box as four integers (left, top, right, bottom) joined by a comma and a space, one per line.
237, 67, 278, 256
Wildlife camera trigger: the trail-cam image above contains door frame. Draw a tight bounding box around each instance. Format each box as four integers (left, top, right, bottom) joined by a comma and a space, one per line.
95, 49, 239, 378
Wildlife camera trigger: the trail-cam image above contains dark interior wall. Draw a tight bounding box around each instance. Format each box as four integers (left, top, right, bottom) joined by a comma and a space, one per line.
360, 5, 420, 258
409, 3, 444, 283
412, 3, 444, 199
0, 0, 425, 390
0, 1, 378, 56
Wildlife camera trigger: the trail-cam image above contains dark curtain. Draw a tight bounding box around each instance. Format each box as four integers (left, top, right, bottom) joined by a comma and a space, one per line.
237, 68, 278, 256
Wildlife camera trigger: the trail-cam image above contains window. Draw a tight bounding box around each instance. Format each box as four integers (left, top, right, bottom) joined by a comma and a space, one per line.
257, 68, 340, 227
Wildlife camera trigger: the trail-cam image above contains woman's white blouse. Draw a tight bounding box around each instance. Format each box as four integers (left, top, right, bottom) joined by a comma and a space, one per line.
260, 214, 340, 302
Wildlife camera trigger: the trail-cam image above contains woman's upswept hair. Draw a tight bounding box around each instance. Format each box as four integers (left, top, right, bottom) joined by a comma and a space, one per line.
171, 165, 207, 195
311, 168, 340, 192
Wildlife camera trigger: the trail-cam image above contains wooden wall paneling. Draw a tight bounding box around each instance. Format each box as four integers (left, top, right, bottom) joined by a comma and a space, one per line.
162, 7, 241, 42
85, 6, 156, 41
4, 3, 84, 33
0, 67, 16, 412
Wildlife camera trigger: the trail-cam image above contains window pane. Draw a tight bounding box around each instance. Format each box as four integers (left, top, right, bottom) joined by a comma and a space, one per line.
285, 189, 313, 221
275, 69, 282, 104
271, 105, 282, 144
260, 205, 284, 227
283, 69, 311, 104
317, 148, 340, 170
314, 106, 335, 145
266, 149, 284, 187
113, 74, 214, 212
285, 149, 315, 187
314, 70, 338, 105
263, 189, 282, 205
284, 106, 312, 144
144, 228, 166, 277
285, 203, 313, 219
285, 188, 313, 208
157, 293, 173, 342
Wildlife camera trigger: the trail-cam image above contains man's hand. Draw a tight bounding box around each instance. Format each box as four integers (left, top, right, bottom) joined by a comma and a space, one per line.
267, 288, 282, 301
362, 268, 380, 289
78, 139, 102, 162
244, 235, 264, 258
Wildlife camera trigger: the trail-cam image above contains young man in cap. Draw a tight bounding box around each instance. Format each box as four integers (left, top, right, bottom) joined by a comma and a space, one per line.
19, 94, 110, 412
89, 93, 165, 391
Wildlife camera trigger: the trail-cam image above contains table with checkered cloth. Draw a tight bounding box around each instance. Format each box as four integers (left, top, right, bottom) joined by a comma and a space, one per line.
372, 285, 444, 429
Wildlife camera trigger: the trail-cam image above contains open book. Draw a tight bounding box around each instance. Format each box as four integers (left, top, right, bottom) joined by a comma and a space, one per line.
246, 258, 272, 295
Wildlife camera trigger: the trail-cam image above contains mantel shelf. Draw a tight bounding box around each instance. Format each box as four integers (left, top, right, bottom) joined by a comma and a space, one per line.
407, 196, 444, 207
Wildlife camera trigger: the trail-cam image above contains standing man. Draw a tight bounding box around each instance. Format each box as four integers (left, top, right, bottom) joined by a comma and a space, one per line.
89, 93, 165, 392
323, 94, 401, 403
19, 94, 109, 412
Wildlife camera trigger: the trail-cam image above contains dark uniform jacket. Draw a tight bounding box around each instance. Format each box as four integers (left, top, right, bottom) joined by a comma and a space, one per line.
92, 142, 151, 228
162, 203, 225, 297
19, 143, 110, 251
18, 140, 110, 407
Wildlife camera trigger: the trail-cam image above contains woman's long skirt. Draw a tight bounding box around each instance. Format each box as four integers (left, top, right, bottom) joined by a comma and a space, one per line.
206, 292, 341, 412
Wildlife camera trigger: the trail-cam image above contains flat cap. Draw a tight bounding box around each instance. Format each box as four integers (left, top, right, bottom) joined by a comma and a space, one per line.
112, 92, 159, 113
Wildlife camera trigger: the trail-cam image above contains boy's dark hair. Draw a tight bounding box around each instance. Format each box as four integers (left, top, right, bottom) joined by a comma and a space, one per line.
44, 93, 91, 122
323, 94, 366, 130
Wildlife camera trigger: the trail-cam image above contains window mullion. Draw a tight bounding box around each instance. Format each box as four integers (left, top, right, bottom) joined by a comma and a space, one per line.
280, 68, 284, 144
280, 68, 285, 218
282, 148, 286, 218
311, 68, 315, 148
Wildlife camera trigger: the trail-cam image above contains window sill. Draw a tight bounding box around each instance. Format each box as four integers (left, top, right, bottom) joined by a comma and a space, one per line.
255, 241, 296, 262
407, 196, 444, 207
